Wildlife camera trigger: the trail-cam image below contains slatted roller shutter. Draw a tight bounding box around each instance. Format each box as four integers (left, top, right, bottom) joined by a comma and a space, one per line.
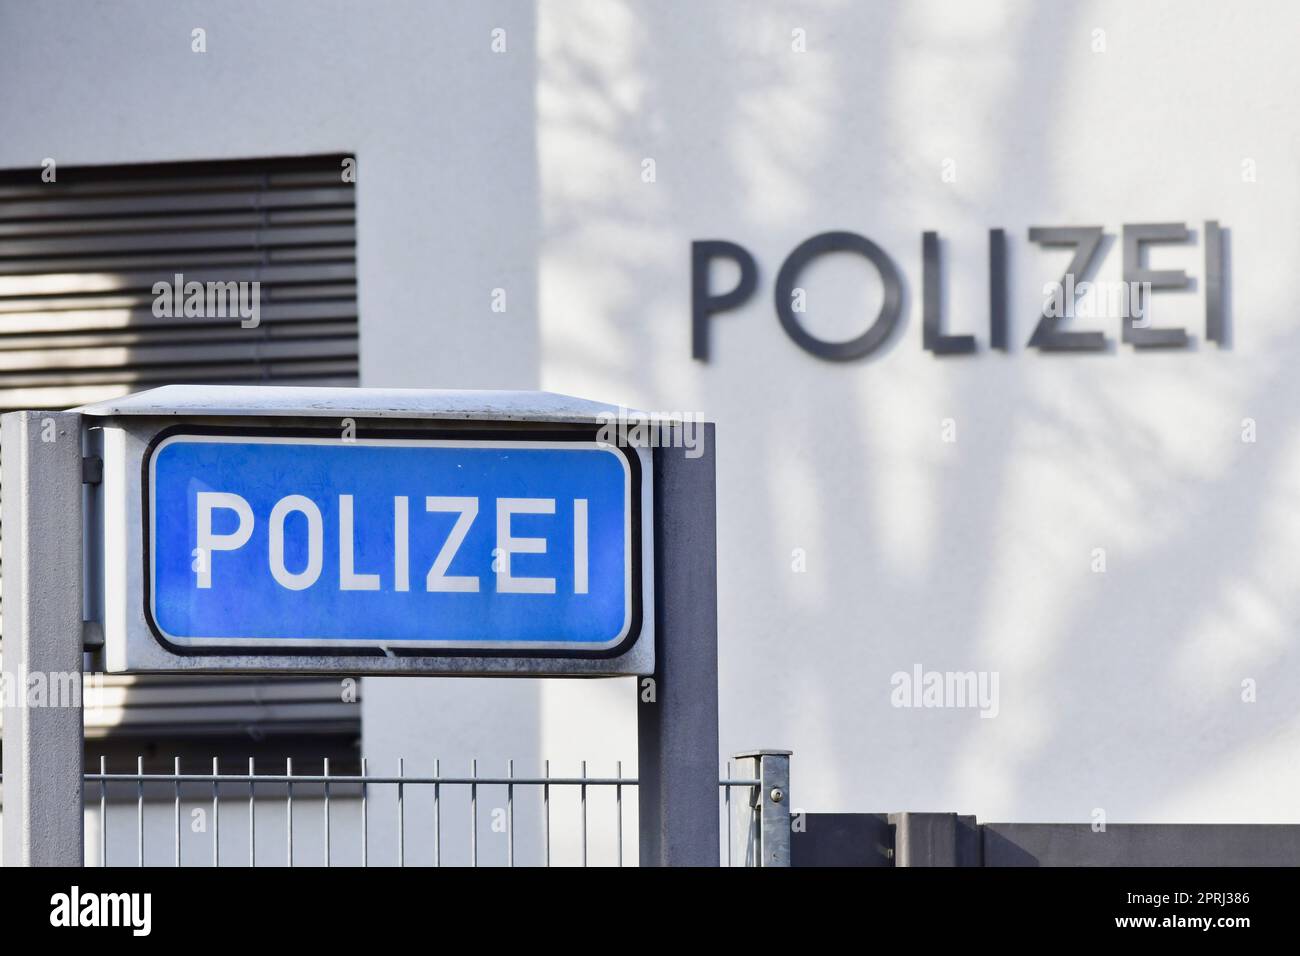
0, 156, 361, 761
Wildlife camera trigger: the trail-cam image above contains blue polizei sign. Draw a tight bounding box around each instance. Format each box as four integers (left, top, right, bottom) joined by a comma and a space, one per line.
145, 432, 642, 656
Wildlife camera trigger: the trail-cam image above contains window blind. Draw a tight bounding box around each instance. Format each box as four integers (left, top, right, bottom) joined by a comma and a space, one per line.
0, 155, 361, 758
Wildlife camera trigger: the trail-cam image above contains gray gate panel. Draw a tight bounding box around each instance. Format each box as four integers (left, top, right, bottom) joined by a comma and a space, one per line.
791, 812, 894, 867
983, 822, 1300, 867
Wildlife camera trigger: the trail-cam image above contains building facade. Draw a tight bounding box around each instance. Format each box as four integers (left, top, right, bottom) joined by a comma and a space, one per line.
2, 1, 1298, 865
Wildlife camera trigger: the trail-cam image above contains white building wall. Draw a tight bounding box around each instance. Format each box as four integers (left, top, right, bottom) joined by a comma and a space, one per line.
535, 0, 1300, 825
1, 0, 1298, 845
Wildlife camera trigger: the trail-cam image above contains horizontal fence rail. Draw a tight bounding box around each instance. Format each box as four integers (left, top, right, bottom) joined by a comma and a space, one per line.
1, 759, 774, 867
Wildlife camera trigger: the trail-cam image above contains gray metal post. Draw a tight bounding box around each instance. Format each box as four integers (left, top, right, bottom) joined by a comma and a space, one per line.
637, 423, 720, 866
733, 750, 792, 866
2, 410, 85, 866
890, 812, 982, 866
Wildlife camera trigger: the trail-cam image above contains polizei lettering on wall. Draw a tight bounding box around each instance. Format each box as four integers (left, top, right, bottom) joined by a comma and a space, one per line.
691, 222, 1226, 361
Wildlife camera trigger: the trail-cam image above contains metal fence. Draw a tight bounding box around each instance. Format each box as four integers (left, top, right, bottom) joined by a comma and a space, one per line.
1, 750, 791, 867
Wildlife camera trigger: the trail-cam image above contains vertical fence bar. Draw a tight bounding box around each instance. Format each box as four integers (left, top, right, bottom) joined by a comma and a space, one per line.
173, 756, 181, 867
725, 760, 732, 867
99, 756, 107, 868
137, 756, 144, 867
360, 756, 368, 868
286, 757, 293, 867
470, 758, 478, 868
616, 760, 623, 868
397, 757, 405, 868
581, 760, 588, 868
506, 759, 514, 869
543, 759, 551, 868
0, 410, 84, 868
323, 757, 331, 868
212, 757, 220, 868
432, 758, 440, 868
248, 757, 256, 868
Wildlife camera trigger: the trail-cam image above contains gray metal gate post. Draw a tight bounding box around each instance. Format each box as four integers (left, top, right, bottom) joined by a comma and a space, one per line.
733, 750, 792, 866
638, 423, 721, 866
891, 812, 982, 866
1, 410, 85, 866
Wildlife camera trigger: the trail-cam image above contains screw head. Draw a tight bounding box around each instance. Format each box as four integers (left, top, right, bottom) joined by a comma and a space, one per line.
769, 787, 784, 804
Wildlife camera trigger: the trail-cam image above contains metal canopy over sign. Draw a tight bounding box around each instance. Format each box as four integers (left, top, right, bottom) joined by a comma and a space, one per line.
80, 385, 656, 676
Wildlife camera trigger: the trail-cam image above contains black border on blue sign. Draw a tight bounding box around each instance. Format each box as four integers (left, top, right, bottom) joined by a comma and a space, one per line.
140, 422, 645, 660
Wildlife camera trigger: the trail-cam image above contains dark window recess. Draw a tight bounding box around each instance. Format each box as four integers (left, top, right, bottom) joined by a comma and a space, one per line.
0, 155, 361, 769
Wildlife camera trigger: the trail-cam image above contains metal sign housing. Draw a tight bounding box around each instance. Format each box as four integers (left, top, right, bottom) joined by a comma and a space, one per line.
80, 385, 655, 676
